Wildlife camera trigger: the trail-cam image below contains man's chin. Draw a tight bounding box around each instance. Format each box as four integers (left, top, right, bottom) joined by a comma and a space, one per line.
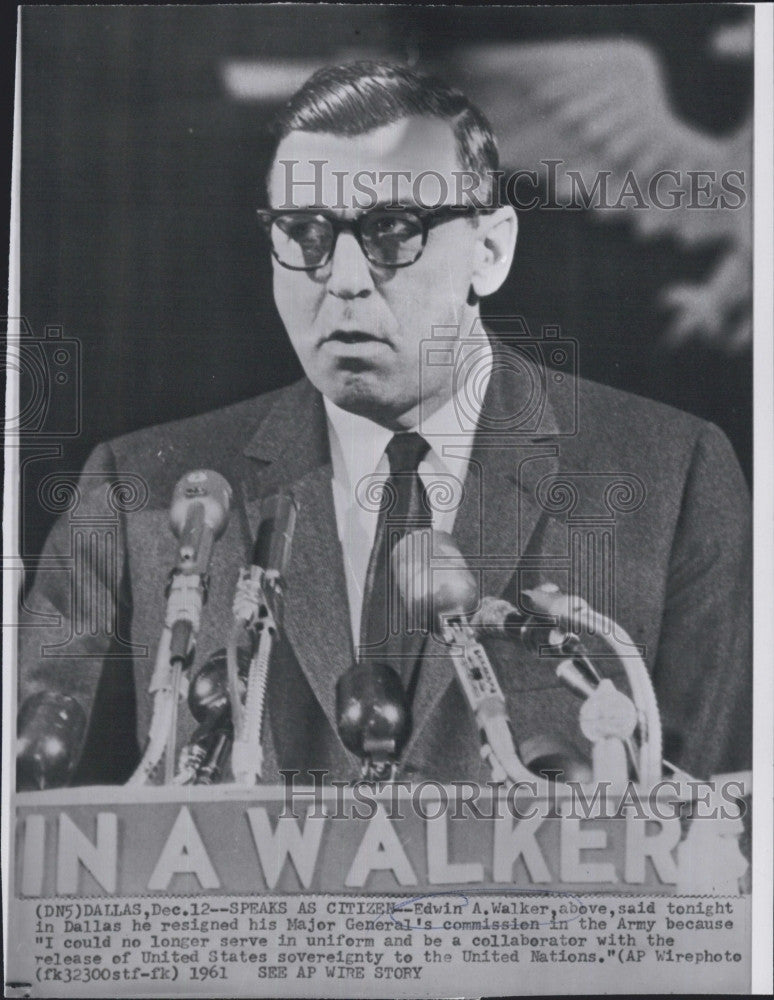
323, 371, 416, 427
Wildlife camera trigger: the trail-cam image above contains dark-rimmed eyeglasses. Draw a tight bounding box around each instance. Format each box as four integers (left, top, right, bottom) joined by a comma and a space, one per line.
256, 204, 495, 271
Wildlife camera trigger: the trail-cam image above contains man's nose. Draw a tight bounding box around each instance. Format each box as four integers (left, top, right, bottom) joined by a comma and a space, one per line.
326, 231, 374, 299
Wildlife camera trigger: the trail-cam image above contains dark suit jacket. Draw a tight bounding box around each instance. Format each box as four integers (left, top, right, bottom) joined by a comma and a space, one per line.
18, 350, 752, 783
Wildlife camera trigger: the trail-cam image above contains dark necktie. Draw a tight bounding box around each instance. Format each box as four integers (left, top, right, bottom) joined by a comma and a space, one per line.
359, 432, 432, 669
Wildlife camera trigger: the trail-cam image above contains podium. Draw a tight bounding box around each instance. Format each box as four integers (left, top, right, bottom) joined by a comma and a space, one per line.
12, 776, 750, 898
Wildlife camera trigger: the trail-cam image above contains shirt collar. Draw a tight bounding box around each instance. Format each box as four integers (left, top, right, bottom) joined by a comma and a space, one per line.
324, 400, 394, 496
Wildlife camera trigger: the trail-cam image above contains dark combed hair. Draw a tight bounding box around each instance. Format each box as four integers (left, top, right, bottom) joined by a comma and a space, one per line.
266, 60, 500, 201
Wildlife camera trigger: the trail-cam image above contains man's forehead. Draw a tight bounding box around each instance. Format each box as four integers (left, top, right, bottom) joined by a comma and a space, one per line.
268, 115, 462, 210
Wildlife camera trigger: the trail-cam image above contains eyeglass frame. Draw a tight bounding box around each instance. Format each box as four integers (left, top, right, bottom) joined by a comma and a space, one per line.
255, 203, 498, 271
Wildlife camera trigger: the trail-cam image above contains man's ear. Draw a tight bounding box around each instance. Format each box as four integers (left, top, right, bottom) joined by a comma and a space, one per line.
470, 206, 518, 298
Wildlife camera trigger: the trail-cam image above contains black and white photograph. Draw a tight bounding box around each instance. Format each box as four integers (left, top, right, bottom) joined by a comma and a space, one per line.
3, 4, 771, 997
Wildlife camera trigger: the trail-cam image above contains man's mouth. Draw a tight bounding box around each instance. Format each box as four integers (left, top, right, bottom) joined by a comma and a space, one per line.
325, 329, 384, 345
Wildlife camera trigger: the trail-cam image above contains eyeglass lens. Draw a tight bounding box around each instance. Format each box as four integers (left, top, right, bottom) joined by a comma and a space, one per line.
271, 211, 426, 269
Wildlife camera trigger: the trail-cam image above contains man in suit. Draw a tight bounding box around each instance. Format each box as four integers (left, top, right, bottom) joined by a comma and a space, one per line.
17, 61, 751, 786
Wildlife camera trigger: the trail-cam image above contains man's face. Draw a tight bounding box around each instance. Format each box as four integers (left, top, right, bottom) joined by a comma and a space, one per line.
267, 117, 484, 428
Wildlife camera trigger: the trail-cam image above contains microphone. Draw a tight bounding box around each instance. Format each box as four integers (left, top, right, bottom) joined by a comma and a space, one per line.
188, 648, 248, 729
229, 492, 297, 784
251, 493, 297, 579
167, 470, 233, 667
175, 648, 248, 784
391, 529, 478, 630
235, 492, 297, 632
336, 661, 412, 780
392, 530, 535, 784
17, 692, 87, 790
170, 470, 232, 571
473, 590, 588, 654
473, 591, 601, 689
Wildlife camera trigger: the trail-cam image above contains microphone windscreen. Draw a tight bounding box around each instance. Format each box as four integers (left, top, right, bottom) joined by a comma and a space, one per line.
17, 692, 87, 791
169, 469, 233, 542
187, 648, 249, 727
251, 493, 298, 575
335, 662, 411, 760
392, 529, 478, 627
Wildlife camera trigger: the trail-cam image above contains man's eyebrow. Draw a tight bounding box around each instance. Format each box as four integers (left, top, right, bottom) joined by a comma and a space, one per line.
369, 200, 422, 209
266, 201, 426, 217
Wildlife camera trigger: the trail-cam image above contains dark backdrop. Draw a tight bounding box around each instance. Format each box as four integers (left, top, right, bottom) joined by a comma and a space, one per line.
19, 4, 753, 564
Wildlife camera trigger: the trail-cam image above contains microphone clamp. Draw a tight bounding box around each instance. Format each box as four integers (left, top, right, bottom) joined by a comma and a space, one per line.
165, 566, 211, 604
232, 568, 278, 634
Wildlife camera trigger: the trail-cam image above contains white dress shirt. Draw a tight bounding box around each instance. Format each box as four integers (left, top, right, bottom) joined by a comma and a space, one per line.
324, 338, 493, 646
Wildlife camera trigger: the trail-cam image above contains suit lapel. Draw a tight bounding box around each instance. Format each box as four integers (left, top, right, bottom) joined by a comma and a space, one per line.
405, 349, 562, 759
240, 381, 355, 741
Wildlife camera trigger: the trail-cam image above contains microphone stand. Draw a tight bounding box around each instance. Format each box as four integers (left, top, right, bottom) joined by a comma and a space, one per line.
391, 528, 544, 787
129, 562, 212, 786
226, 493, 297, 785
523, 585, 662, 786
438, 614, 540, 785
477, 585, 663, 786
127, 470, 232, 786
393, 529, 663, 788
227, 575, 277, 784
